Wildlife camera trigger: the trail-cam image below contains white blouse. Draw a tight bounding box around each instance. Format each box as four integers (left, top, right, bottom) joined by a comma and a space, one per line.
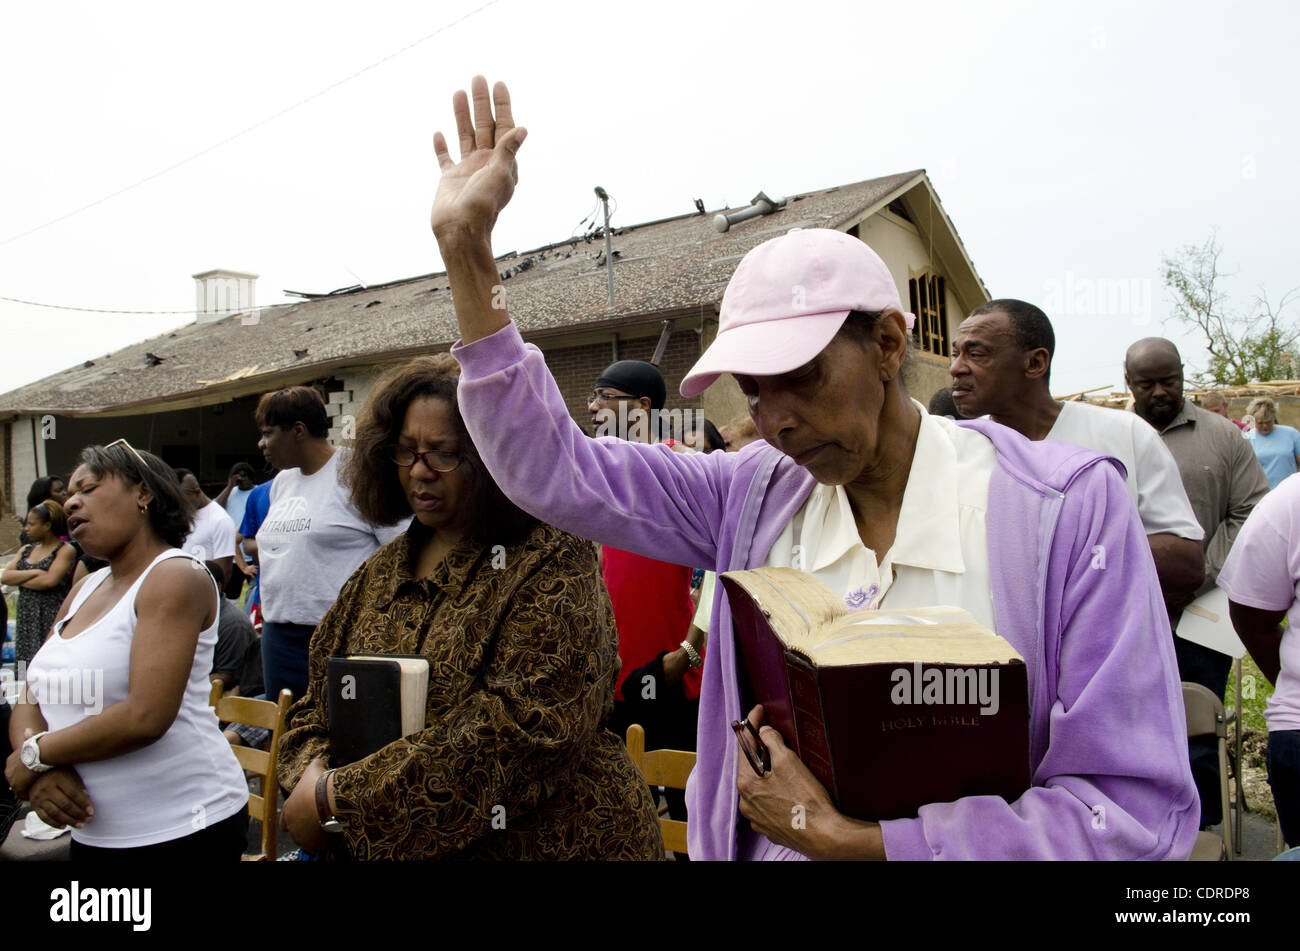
27, 549, 247, 847
763, 402, 998, 631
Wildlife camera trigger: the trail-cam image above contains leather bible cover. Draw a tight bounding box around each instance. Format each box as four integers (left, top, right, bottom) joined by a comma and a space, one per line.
725, 575, 1031, 820
326, 655, 430, 767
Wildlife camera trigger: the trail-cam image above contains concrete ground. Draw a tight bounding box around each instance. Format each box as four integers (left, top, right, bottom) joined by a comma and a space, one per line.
1208, 809, 1289, 861
1, 789, 293, 861
1, 797, 1288, 861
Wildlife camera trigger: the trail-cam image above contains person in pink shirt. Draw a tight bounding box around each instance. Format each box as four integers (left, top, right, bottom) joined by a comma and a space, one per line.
1218, 475, 1300, 848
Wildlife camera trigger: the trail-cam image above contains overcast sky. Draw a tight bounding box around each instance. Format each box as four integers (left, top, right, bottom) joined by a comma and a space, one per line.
2, 0, 1296, 400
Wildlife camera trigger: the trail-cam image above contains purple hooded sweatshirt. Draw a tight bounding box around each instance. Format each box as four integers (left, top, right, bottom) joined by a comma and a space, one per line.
453, 323, 1199, 861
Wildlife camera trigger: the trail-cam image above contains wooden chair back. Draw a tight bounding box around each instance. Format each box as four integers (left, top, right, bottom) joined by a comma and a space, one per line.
625, 724, 695, 857
210, 683, 294, 861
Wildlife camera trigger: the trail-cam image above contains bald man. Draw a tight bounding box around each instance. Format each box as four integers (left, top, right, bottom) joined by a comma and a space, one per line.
1126, 336, 1269, 828
1126, 338, 1268, 592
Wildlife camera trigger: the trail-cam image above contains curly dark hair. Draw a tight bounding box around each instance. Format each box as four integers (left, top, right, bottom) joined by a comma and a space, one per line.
77, 443, 194, 549
344, 354, 537, 546
26, 475, 60, 513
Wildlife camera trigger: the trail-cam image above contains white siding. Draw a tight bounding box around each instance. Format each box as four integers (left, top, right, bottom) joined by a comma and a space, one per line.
328, 366, 393, 446
10, 415, 44, 517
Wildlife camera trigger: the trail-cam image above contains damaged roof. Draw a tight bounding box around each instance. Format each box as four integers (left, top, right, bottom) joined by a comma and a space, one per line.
0, 170, 957, 416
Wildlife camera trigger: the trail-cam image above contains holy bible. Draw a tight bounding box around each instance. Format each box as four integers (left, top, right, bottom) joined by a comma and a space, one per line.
723, 567, 1031, 820
327, 655, 431, 766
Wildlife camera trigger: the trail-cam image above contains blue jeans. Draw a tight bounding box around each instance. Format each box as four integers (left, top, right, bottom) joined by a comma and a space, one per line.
260, 621, 315, 704
1267, 729, 1300, 848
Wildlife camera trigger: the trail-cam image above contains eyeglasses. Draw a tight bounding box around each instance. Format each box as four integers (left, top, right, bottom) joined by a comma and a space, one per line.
105, 438, 151, 472
385, 445, 462, 472
731, 718, 771, 776
588, 389, 638, 406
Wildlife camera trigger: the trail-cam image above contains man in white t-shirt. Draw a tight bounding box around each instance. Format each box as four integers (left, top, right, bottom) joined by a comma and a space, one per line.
176, 468, 237, 586
215, 463, 256, 538
950, 299, 1205, 613
253, 386, 406, 701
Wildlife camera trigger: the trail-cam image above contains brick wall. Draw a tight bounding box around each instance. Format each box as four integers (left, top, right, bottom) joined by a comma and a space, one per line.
323, 327, 709, 448
10, 417, 39, 518
327, 366, 405, 446
538, 329, 704, 431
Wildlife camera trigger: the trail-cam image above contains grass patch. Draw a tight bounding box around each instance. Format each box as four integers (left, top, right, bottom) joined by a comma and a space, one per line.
1224, 652, 1279, 822
1225, 652, 1274, 735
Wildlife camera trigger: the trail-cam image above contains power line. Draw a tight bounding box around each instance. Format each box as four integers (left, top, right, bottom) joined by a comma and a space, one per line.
0, 0, 504, 248
0, 293, 275, 317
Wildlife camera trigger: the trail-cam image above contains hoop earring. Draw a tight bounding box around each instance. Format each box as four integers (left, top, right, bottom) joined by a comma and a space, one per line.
138, 503, 148, 516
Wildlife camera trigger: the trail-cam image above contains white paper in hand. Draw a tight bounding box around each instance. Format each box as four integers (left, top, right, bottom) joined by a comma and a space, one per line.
1176, 587, 1246, 659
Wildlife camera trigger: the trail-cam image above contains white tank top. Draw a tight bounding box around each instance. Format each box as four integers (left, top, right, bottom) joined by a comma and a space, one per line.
27, 549, 248, 847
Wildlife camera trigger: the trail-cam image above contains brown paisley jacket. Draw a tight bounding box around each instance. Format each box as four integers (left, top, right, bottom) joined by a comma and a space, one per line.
277, 518, 664, 860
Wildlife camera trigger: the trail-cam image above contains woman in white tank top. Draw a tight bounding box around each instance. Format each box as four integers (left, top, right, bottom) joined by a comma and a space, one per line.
3, 441, 248, 860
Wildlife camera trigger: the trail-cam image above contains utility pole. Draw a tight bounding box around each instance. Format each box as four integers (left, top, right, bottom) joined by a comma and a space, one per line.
595, 186, 614, 308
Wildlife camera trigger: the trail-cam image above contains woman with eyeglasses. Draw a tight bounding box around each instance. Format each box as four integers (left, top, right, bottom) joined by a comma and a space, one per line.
3, 500, 76, 669
277, 355, 662, 860
4, 442, 248, 860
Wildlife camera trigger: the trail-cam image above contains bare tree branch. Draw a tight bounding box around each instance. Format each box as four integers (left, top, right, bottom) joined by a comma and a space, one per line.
1162, 232, 1298, 386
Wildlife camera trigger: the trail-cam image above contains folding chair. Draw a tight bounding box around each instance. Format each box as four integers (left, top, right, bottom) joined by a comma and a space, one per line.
625, 724, 695, 858
209, 683, 293, 861
1228, 657, 1245, 853
1176, 589, 1253, 850
1183, 682, 1232, 861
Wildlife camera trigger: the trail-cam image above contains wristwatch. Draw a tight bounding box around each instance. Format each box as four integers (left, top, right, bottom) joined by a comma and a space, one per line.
20, 731, 52, 773
679, 640, 703, 670
314, 769, 344, 833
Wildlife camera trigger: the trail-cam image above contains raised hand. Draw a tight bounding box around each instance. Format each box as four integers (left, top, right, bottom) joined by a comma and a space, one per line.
431, 76, 527, 244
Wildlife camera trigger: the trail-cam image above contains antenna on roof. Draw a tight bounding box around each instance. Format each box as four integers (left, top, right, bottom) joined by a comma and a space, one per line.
595, 186, 615, 308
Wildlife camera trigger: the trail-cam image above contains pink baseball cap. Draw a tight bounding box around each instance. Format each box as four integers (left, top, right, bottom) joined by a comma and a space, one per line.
680, 228, 915, 397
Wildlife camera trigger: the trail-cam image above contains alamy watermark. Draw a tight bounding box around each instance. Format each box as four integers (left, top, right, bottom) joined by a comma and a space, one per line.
591, 401, 705, 443
19, 663, 104, 715
49, 881, 151, 931
889, 661, 1000, 716
1042, 273, 1152, 326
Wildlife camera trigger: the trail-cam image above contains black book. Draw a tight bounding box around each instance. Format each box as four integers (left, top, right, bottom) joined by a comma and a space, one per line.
326, 655, 431, 766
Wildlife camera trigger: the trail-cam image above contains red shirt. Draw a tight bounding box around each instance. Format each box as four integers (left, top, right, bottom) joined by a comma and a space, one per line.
600, 546, 702, 700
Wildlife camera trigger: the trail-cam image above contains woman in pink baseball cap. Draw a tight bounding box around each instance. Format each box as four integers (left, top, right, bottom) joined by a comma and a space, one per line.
429, 77, 1199, 862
